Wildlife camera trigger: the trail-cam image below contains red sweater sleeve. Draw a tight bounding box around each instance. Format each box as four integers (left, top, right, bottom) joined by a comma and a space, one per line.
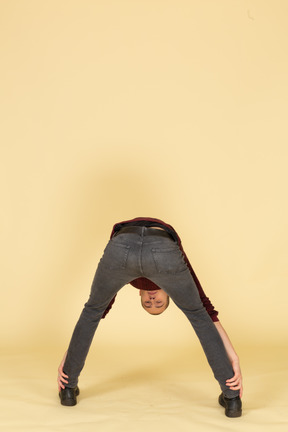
184, 261, 219, 322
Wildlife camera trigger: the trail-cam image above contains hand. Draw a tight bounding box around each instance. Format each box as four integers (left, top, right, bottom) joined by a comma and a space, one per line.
57, 351, 69, 391
226, 359, 243, 398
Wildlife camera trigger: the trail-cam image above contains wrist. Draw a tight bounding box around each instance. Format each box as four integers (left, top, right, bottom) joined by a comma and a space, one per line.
231, 355, 239, 364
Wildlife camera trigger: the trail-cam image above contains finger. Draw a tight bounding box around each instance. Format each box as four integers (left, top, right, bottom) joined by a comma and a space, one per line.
227, 384, 239, 390
227, 381, 241, 389
58, 367, 69, 377
228, 383, 241, 390
59, 377, 68, 384
227, 376, 240, 383
58, 370, 69, 378
58, 381, 64, 391
226, 375, 240, 383
58, 378, 67, 390
227, 380, 241, 388
228, 386, 241, 392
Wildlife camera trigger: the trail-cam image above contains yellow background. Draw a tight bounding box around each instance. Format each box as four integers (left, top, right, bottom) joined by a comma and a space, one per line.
0, 1, 287, 431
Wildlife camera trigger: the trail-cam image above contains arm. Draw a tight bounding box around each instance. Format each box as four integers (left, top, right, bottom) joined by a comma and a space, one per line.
57, 350, 68, 391
214, 321, 243, 398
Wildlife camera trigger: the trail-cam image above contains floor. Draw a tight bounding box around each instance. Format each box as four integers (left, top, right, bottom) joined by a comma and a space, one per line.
1, 344, 287, 432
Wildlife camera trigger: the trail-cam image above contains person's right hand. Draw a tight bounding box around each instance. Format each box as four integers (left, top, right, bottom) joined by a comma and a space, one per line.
226, 359, 243, 398
57, 351, 68, 391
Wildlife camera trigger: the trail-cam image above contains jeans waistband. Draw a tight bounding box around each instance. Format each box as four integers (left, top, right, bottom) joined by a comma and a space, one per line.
114, 226, 173, 239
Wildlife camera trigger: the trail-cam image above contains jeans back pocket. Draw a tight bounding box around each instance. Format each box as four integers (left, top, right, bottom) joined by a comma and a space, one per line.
102, 241, 130, 270
152, 246, 187, 274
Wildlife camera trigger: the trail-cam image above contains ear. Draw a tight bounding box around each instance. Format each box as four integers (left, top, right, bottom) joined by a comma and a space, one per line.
139, 290, 142, 296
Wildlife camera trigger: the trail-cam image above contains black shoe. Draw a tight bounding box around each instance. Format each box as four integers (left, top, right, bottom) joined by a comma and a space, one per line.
218, 393, 242, 417
59, 386, 80, 406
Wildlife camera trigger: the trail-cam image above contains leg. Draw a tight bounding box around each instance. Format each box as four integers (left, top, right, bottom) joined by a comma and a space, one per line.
63, 239, 134, 387
147, 243, 239, 398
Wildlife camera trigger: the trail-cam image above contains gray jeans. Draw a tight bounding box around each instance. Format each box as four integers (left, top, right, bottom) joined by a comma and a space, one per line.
64, 227, 239, 398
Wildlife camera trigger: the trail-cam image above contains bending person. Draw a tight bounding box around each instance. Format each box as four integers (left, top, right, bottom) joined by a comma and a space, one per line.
57, 217, 243, 417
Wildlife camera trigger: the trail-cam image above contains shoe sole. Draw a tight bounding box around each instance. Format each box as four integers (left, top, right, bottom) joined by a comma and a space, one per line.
60, 398, 77, 407
226, 411, 242, 418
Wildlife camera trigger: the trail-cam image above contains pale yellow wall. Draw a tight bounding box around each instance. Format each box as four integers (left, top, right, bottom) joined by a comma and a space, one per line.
0, 0, 287, 350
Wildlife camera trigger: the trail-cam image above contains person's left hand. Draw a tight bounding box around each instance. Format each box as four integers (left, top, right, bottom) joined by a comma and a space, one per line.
226, 359, 243, 398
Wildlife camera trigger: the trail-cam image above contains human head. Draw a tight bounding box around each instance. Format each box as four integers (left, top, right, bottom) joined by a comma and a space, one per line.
139, 289, 169, 315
